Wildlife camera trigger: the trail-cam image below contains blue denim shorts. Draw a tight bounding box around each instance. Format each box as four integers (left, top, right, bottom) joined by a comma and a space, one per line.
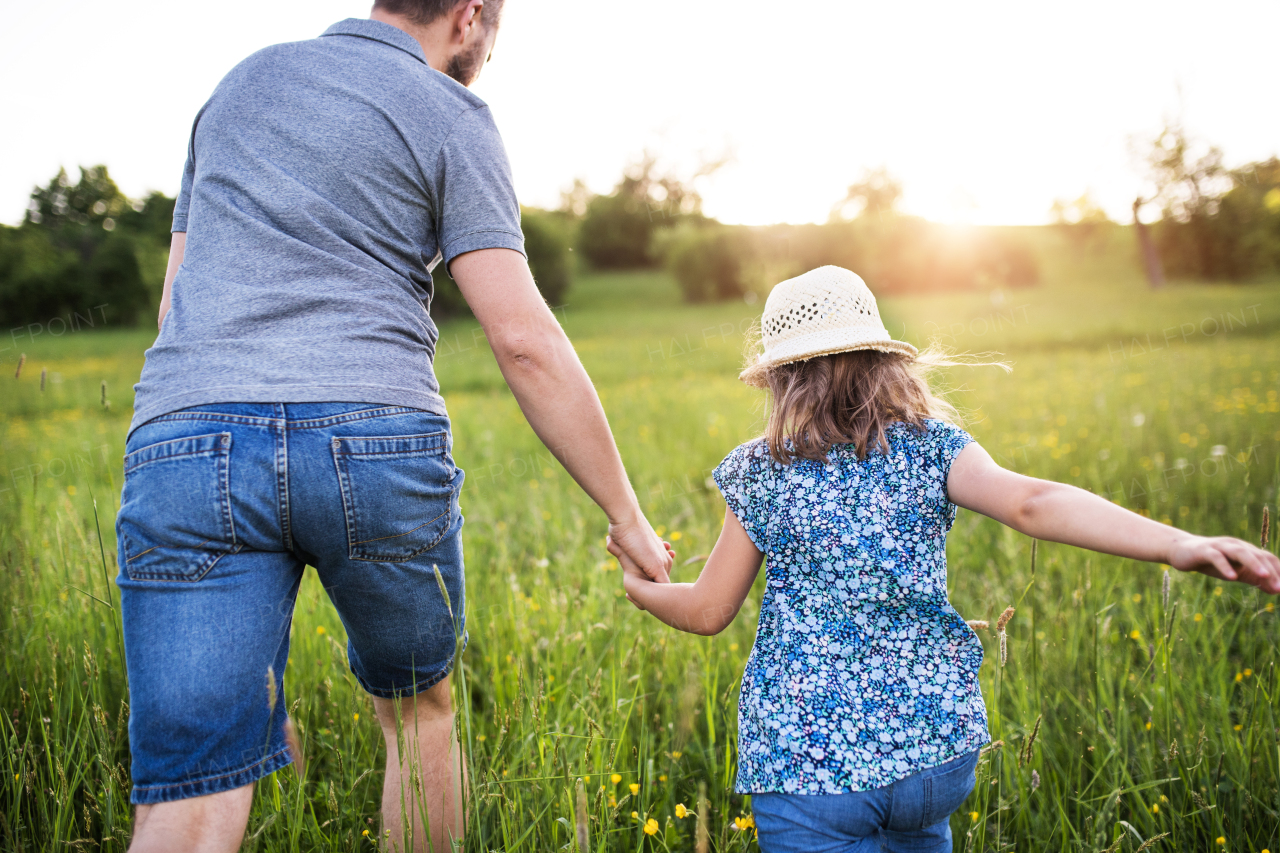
115, 402, 466, 805
752, 750, 979, 853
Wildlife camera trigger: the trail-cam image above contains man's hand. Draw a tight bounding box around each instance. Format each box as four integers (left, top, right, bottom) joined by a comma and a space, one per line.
1167, 534, 1280, 593
608, 536, 674, 606
608, 519, 672, 584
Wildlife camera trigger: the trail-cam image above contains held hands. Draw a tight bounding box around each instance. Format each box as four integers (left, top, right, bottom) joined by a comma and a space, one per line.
607, 535, 675, 609
606, 517, 674, 584
1167, 534, 1280, 594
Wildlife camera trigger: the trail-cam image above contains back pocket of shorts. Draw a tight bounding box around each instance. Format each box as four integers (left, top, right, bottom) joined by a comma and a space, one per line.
332, 432, 458, 562
921, 751, 979, 827
118, 433, 237, 582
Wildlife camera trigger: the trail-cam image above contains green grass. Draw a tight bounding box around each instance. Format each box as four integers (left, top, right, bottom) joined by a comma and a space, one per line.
2, 228, 1278, 851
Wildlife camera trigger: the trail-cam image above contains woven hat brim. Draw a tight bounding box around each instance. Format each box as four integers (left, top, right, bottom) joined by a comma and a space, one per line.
739, 330, 919, 388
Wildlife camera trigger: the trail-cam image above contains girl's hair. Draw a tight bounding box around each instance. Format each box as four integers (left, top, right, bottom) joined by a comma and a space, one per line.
758, 343, 1006, 464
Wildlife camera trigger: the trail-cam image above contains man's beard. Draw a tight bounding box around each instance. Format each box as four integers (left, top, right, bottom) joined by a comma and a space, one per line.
445, 34, 489, 86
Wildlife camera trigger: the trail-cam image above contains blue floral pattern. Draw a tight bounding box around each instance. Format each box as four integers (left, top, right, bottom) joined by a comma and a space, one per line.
714, 419, 989, 795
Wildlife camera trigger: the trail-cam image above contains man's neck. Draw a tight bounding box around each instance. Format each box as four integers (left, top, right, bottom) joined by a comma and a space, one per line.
369, 9, 452, 74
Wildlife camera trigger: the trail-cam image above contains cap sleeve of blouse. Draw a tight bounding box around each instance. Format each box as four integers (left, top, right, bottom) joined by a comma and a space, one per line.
712, 441, 773, 552
928, 419, 975, 478
924, 420, 975, 530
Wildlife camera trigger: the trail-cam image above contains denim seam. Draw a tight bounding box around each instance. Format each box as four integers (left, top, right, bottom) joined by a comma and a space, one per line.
123, 433, 232, 474
353, 631, 468, 699
285, 407, 426, 429
139, 406, 435, 431
274, 407, 294, 552
131, 746, 292, 799
220, 435, 237, 547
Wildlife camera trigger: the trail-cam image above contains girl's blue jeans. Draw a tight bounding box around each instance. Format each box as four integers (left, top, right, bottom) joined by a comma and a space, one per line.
753, 750, 979, 853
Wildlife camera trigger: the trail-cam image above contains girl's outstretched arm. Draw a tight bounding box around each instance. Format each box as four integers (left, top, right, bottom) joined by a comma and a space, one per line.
947, 442, 1280, 593
609, 510, 765, 635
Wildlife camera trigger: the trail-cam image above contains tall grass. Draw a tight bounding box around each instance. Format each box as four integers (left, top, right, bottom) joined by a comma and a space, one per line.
2, 246, 1278, 850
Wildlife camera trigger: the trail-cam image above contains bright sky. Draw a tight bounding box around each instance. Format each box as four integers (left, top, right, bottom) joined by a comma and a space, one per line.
1, 0, 1276, 227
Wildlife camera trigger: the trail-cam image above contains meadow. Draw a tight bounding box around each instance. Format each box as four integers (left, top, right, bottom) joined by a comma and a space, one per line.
2, 229, 1278, 851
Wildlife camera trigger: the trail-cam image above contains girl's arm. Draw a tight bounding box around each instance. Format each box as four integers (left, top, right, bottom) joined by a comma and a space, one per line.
947, 442, 1280, 593
609, 510, 765, 635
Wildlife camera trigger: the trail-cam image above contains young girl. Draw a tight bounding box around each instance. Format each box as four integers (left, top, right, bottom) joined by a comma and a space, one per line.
612, 266, 1279, 853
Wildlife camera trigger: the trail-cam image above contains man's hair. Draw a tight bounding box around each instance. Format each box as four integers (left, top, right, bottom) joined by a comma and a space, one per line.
373, 0, 503, 26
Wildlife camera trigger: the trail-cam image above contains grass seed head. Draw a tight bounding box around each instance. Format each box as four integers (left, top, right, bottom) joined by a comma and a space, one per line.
966, 620, 989, 632
996, 606, 1015, 632
266, 665, 277, 712
1263, 505, 1271, 549
1030, 769, 1040, 792
696, 782, 709, 853
284, 717, 305, 776
575, 778, 589, 850
999, 631, 1008, 666
1162, 569, 1170, 610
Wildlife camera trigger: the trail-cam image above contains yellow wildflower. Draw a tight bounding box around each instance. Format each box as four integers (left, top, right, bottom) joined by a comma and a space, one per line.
629, 783, 640, 795
644, 818, 659, 835
611, 773, 622, 785
658, 774, 667, 782
1194, 613, 1203, 622
1151, 803, 1159, 814
1216, 838, 1226, 846
970, 811, 980, 822
675, 803, 688, 819
1130, 629, 1141, 640
316, 626, 326, 635
1234, 724, 1243, 731
1244, 668, 1253, 677
1235, 672, 1244, 682
631, 811, 638, 820
670, 751, 682, 760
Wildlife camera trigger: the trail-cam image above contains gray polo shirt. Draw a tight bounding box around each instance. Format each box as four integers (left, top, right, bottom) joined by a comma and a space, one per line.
129, 18, 524, 437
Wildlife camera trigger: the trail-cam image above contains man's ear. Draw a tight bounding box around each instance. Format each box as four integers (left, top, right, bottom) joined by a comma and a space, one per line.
451, 0, 484, 45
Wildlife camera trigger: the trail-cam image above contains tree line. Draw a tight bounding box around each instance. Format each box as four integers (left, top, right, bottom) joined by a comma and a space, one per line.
3, 127, 1277, 328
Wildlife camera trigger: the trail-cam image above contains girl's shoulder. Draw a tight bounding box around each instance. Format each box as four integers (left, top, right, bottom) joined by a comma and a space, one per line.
885, 418, 976, 473
715, 439, 778, 482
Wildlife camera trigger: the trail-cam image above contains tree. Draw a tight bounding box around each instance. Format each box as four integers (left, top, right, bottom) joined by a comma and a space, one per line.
577, 153, 721, 269
1139, 122, 1280, 281
830, 167, 903, 223
0, 166, 162, 326
1049, 191, 1112, 252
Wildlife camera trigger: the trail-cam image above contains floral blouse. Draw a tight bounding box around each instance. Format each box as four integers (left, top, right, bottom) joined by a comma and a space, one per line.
714, 419, 989, 795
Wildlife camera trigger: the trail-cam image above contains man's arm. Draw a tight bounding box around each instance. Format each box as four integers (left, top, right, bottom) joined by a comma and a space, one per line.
157, 232, 186, 329
449, 248, 671, 583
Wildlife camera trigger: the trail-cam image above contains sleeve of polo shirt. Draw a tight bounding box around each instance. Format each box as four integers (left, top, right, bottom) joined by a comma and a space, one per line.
436, 106, 526, 272
171, 110, 202, 233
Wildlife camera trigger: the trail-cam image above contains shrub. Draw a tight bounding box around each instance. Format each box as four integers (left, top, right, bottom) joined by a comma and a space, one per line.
577, 191, 655, 269
428, 207, 575, 320
664, 224, 757, 303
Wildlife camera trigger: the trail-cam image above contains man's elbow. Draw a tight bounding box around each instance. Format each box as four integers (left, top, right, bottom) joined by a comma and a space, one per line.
489, 326, 563, 375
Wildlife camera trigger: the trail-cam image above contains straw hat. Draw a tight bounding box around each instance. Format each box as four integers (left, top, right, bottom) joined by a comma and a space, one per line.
739, 266, 917, 387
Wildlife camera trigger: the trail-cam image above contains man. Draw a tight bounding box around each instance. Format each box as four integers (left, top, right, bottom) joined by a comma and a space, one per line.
118, 2, 672, 850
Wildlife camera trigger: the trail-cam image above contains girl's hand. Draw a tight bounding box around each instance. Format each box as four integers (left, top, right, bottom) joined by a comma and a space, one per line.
607, 537, 674, 610
1167, 534, 1280, 593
